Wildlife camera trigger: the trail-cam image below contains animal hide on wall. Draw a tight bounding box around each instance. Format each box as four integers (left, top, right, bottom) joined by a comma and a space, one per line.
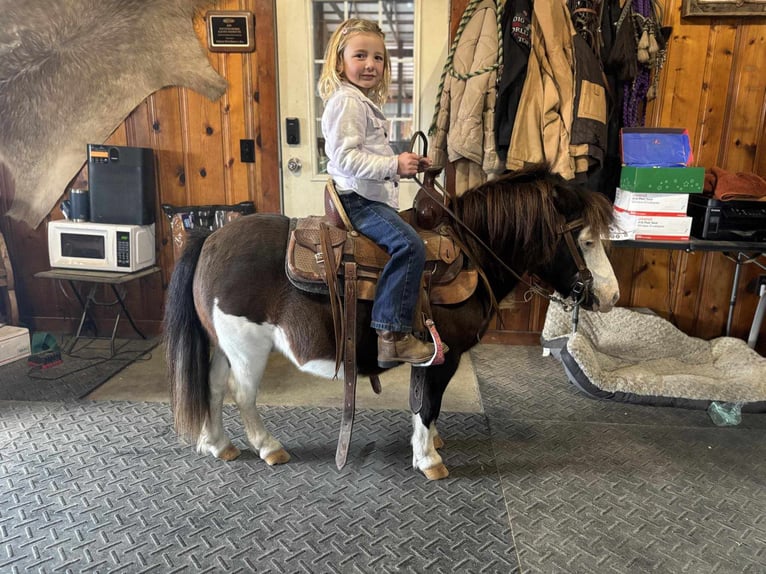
0, 0, 228, 228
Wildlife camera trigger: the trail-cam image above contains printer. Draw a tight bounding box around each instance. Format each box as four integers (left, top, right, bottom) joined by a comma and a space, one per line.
687, 195, 766, 241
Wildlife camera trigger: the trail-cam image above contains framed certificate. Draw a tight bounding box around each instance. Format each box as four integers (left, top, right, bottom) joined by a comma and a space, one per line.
683, 0, 766, 16
206, 11, 255, 52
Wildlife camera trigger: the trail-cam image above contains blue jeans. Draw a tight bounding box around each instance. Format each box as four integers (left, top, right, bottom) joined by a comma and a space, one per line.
339, 192, 425, 333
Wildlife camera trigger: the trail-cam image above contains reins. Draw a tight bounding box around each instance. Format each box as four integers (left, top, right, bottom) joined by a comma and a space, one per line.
409, 132, 593, 322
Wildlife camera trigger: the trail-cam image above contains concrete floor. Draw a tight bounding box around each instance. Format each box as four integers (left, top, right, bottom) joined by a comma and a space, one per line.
87, 343, 483, 413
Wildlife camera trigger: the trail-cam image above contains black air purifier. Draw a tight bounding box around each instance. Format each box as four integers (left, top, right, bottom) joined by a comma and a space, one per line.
87, 144, 157, 225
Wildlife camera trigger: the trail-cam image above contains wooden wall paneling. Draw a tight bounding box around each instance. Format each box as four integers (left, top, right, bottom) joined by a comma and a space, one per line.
689, 23, 737, 169
220, 50, 254, 204
695, 251, 736, 338
214, 0, 248, 204
251, 0, 280, 214
669, 250, 705, 333
148, 89, 190, 286
719, 24, 766, 171
184, 10, 227, 206
15, 223, 60, 329
651, 8, 712, 136
625, 248, 676, 317
754, 71, 766, 175
181, 90, 226, 205
610, 246, 637, 307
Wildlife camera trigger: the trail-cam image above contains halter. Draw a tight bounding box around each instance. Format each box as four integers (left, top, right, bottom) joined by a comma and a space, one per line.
409, 132, 593, 330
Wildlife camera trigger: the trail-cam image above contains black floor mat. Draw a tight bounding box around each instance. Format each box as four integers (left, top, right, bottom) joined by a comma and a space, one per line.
0, 337, 160, 401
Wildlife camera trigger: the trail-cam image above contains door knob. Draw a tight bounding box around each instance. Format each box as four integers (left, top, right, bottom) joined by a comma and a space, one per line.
287, 157, 302, 173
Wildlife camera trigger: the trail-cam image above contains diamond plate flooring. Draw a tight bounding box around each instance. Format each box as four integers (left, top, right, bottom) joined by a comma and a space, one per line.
0, 400, 514, 573
1, 344, 765, 573
473, 345, 766, 574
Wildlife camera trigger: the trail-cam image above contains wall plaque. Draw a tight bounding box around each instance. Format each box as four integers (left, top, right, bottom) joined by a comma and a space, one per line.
682, 0, 766, 17
206, 10, 255, 52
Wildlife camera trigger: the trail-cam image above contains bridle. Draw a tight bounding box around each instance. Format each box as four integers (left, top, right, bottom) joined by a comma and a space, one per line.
409, 132, 594, 329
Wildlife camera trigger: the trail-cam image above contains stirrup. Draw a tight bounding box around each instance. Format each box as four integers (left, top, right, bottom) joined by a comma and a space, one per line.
412, 319, 447, 368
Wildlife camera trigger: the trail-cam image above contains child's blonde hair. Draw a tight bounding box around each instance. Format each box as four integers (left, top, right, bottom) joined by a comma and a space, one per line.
317, 18, 391, 108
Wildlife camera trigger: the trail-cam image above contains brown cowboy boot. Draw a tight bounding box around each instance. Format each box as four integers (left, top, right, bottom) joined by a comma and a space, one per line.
376, 330, 448, 368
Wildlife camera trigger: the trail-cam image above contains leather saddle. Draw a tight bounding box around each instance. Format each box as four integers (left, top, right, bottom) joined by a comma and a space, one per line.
286, 181, 477, 305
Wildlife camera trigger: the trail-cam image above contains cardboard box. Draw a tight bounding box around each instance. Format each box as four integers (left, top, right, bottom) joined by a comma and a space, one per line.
620, 166, 704, 193
611, 209, 692, 241
0, 325, 31, 366
614, 188, 690, 216
620, 127, 693, 167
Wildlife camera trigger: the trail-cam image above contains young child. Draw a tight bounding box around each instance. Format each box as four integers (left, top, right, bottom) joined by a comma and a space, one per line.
318, 18, 445, 367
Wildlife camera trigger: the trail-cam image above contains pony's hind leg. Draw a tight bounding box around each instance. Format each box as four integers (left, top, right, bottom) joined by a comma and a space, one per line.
229, 354, 290, 465
411, 414, 449, 480
215, 313, 290, 466
197, 347, 241, 461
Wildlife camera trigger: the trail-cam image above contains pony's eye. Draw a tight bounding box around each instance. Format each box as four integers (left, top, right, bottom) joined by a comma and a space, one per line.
581, 239, 595, 249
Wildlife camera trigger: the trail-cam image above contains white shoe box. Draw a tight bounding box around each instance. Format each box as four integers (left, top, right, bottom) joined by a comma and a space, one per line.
614, 188, 690, 215
610, 209, 693, 241
0, 325, 31, 366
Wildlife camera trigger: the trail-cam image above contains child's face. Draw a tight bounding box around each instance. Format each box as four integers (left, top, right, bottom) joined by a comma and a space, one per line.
339, 32, 385, 94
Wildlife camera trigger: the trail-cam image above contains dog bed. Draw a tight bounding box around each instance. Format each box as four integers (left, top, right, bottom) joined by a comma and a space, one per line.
541, 304, 766, 411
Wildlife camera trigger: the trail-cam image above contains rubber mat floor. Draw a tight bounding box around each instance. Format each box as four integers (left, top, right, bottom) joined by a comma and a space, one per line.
1, 344, 765, 573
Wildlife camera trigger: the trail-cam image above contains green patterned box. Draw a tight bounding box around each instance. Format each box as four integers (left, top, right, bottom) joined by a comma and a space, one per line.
619, 166, 704, 193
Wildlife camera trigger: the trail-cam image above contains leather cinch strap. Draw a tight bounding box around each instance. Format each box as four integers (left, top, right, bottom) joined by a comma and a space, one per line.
336, 261, 358, 470
319, 222, 344, 375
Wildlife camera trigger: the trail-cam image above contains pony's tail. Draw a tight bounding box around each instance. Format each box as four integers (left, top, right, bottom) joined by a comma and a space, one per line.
163, 231, 211, 443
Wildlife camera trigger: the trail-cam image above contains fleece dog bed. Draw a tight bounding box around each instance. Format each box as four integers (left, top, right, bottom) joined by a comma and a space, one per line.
541, 305, 766, 411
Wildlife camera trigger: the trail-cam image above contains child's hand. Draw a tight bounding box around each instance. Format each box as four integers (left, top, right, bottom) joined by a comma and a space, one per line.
418, 156, 432, 172
397, 152, 423, 177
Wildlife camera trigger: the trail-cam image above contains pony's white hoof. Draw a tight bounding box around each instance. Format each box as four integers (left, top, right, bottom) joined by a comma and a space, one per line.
433, 435, 445, 450
264, 448, 291, 466
422, 463, 449, 480
217, 444, 241, 461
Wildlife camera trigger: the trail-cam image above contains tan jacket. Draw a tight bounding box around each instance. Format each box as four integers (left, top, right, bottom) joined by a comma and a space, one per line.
428, 0, 503, 189
506, 0, 577, 179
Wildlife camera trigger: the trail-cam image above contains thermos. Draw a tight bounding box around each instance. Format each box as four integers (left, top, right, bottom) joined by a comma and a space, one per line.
69, 188, 90, 222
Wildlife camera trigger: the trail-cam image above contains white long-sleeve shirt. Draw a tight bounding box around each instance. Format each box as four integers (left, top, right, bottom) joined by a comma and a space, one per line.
321, 83, 400, 208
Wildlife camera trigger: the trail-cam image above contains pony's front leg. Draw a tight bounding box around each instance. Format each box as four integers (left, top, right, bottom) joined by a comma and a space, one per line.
197, 348, 241, 461
411, 414, 449, 480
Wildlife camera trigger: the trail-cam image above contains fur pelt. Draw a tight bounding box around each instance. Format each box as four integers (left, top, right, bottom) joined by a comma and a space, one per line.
0, 0, 227, 228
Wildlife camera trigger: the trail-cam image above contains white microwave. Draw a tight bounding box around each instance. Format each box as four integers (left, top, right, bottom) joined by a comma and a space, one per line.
48, 220, 156, 272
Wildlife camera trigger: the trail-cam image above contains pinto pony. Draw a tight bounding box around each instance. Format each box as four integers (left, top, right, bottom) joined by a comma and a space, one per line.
164, 167, 619, 479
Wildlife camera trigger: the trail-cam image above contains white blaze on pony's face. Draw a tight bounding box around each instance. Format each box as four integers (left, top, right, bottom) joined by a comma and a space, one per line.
578, 226, 620, 312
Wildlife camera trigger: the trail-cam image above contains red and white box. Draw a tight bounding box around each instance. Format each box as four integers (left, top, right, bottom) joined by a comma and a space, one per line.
0, 325, 31, 366
613, 188, 691, 216
611, 209, 692, 241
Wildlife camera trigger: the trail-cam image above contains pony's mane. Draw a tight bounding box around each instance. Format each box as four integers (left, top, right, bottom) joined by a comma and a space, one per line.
454, 165, 614, 267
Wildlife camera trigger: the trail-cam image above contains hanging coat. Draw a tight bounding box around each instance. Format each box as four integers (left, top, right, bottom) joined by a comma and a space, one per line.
506, 0, 577, 179
428, 0, 503, 192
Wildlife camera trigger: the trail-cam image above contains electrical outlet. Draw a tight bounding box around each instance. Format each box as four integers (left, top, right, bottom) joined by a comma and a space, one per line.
240, 139, 255, 163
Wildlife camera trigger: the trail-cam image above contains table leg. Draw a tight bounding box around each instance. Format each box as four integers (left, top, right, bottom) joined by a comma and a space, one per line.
726, 253, 744, 337
68, 279, 98, 336
110, 285, 146, 339
747, 284, 766, 349
66, 283, 98, 354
